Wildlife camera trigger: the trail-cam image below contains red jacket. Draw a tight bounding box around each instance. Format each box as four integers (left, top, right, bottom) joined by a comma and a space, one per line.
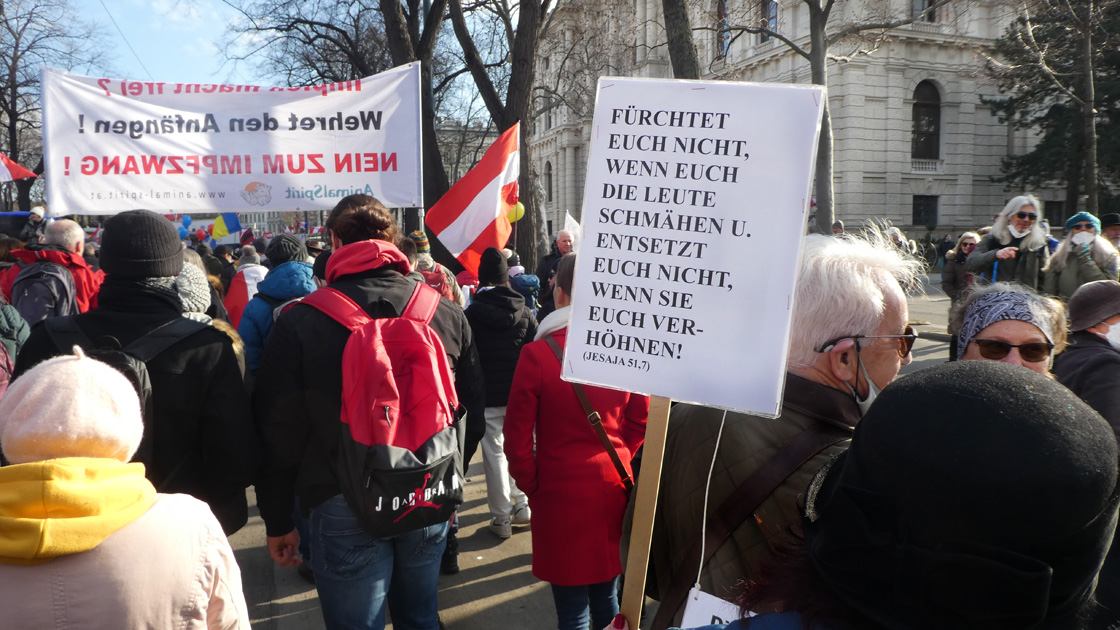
0, 248, 105, 313
504, 327, 648, 586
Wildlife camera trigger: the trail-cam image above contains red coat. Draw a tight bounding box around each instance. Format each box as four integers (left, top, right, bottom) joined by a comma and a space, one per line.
0, 248, 104, 313
504, 327, 648, 586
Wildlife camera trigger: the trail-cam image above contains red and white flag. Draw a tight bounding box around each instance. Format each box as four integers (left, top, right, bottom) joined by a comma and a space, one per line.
0, 154, 36, 183
425, 123, 519, 275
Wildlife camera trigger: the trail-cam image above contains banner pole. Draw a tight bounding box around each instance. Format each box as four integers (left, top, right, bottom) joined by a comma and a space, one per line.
621, 394, 672, 628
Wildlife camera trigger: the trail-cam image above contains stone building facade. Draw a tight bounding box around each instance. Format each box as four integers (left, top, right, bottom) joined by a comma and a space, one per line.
531, 0, 1061, 243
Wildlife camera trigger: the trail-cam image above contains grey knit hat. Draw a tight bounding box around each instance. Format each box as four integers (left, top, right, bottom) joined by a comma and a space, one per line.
99, 210, 183, 278
265, 234, 307, 266
173, 263, 212, 314
1069, 280, 1120, 331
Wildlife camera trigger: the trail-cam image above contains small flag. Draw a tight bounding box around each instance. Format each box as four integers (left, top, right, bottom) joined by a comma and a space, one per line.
264, 231, 274, 238
425, 123, 519, 275
240, 228, 255, 245
212, 213, 242, 239
0, 154, 36, 183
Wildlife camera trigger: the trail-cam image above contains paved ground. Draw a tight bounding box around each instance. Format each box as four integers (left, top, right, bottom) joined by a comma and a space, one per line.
232, 274, 952, 630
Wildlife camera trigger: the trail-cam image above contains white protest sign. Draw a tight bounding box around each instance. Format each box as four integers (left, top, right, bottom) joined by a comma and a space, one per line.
42, 63, 423, 216
680, 587, 749, 628
563, 78, 824, 416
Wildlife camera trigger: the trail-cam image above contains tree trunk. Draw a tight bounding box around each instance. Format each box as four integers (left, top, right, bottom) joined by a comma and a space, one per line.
1081, 3, 1098, 216
1064, 119, 1084, 218
809, 7, 834, 234
661, 0, 701, 79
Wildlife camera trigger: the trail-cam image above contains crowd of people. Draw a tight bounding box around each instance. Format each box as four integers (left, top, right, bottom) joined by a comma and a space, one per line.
3, 193, 1120, 630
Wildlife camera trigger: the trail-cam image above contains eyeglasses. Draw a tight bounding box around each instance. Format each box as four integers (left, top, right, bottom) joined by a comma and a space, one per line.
1070, 223, 1095, 231
818, 325, 917, 358
971, 339, 1054, 362
962, 242, 976, 250
1015, 211, 1038, 221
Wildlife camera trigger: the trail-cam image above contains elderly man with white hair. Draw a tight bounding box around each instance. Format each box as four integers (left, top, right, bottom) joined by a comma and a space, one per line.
643, 231, 923, 629
966, 195, 1050, 289
535, 230, 575, 317
0, 218, 105, 323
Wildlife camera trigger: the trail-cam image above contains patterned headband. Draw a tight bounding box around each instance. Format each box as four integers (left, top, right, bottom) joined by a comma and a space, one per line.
958, 291, 1053, 358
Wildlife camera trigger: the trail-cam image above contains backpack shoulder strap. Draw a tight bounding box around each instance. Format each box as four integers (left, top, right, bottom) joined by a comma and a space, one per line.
123, 317, 209, 362
301, 287, 373, 331
44, 316, 94, 353
650, 423, 850, 630
400, 282, 441, 325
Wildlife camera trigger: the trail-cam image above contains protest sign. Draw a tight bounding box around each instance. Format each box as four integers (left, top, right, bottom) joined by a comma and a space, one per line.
42, 63, 423, 216
563, 77, 825, 417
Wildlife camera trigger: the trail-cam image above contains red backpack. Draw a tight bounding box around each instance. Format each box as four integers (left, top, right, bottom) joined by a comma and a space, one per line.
301, 282, 464, 538
418, 263, 457, 303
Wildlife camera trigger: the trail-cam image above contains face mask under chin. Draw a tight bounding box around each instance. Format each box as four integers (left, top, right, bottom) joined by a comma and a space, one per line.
846, 348, 881, 415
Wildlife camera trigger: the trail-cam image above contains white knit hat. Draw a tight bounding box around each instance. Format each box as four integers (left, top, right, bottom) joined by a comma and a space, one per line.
0, 347, 144, 464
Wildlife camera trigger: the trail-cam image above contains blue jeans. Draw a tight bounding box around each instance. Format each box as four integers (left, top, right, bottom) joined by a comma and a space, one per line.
550, 576, 620, 630
310, 494, 448, 630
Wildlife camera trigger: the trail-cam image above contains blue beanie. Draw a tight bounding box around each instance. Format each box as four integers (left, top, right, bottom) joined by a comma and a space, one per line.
1066, 211, 1101, 232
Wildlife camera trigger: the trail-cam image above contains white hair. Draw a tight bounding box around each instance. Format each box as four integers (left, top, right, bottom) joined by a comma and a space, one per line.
786, 230, 924, 371
991, 195, 1047, 251
557, 229, 574, 240
44, 219, 85, 253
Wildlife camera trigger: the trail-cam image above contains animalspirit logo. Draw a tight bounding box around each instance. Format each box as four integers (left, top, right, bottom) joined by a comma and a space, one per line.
241, 181, 272, 206
378, 472, 460, 522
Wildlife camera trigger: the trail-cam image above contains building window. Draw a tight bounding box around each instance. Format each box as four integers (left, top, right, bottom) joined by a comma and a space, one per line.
911, 0, 938, 22
715, 0, 731, 58
760, 0, 777, 42
911, 81, 941, 160
547, 220, 554, 236
913, 195, 939, 227
545, 161, 554, 202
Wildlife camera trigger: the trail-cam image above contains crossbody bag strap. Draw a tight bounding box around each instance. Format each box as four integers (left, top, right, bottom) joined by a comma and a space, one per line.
543, 333, 634, 492
650, 423, 851, 630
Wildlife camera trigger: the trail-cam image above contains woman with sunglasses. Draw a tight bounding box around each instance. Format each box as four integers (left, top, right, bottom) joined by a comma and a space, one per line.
941, 232, 978, 360
965, 195, 1050, 290
1042, 212, 1120, 301
949, 282, 1067, 375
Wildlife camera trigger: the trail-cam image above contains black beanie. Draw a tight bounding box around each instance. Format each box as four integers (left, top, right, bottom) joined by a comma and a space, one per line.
804, 361, 1119, 629
266, 234, 307, 266
100, 210, 183, 278
478, 247, 509, 287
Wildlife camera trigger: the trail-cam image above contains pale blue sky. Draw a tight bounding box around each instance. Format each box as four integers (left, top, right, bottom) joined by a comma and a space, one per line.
72, 0, 258, 84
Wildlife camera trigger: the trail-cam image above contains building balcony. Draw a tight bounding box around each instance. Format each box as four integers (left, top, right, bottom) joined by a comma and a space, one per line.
911, 158, 944, 174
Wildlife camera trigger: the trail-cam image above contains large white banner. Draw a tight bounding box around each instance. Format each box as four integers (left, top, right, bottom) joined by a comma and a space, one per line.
42, 63, 423, 216
562, 78, 824, 417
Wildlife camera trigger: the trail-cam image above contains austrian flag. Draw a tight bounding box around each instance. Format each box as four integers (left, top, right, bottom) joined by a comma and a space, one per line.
0, 154, 36, 183
425, 123, 519, 275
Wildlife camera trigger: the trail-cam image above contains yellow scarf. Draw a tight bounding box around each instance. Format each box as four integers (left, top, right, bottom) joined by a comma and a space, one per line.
0, 458, 155, 565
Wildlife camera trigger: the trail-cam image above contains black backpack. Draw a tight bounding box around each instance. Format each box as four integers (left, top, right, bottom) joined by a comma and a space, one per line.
44, 316, 207, 484
10, 260, 78, 324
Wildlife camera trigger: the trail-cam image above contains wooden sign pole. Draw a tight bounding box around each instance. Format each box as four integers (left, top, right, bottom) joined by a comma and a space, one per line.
621, 394, 673, 628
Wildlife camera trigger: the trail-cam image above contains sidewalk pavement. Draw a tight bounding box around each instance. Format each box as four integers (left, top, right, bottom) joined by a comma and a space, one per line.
232, 273, 952, 629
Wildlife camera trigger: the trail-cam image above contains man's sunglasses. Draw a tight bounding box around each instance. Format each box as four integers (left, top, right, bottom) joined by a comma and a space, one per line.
818, 325, 917, 358
1015, 211, 1038, 221
971, 339, 1054, 362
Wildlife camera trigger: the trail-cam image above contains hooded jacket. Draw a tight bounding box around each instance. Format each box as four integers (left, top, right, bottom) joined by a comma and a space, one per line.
223, 263, 268, 328
252, 239, 485, 536
12, 281, 262, 534
0, 303, 29, 361
464, 285, 538, 406
239, 260, 316, 374
0, 245, 105, 312
0, 458, 250, 629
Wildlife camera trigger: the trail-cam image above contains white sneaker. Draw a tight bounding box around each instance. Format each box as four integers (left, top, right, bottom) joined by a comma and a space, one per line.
488, 518, 512, 539
511, 504, 532, 526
